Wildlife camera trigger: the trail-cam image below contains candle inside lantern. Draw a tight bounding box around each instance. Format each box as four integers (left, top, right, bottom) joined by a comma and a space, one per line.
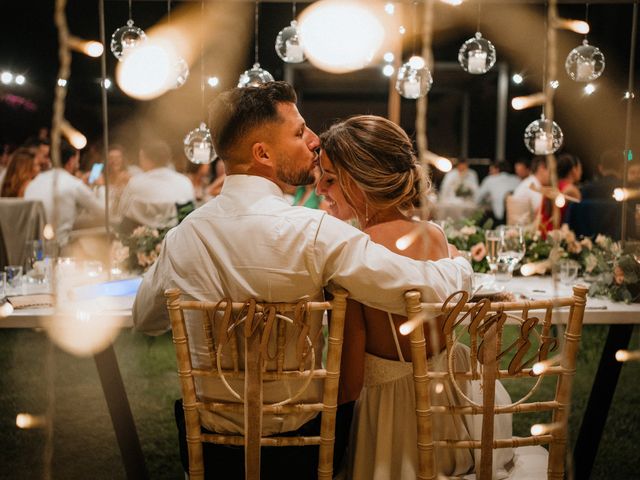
467, 49, 487, 74
576, 58, 595, 81
403, 78, 421, 99
193, 141, 211, 164
534, 132, 552, 155
286, 41, 304, 63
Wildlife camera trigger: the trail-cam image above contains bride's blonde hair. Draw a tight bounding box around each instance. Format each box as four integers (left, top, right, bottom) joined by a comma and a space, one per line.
319, 115, 430, 212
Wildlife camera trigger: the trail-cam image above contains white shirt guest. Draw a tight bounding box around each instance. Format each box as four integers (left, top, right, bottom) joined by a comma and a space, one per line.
439, 159, 479, 201
475, 162, 520, 221
25, 141, 104, 247
117, 141, 195, 229
512, 156, 549, 223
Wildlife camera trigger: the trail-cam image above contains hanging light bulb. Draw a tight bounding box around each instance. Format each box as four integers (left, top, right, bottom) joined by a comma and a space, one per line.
171, 57, 190, 89
395, 59, 433, 99
565, 39, 605, 82
458, 32, 496, 75
184, 122, 215, 165
110, 19, 147, 61
523, 115, 564, 155
238, 62, 275, 88
275, 20, 305, 64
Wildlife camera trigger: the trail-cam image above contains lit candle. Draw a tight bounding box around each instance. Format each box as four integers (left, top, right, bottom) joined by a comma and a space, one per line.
285, 42, 304, 63
403, 79, 421, 99
576, 58, 595, 81
193, 141, 211, 164
467, 49, 487, 74
534, 132, 552, 155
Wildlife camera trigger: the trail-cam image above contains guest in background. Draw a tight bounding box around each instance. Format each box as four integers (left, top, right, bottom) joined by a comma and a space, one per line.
186, 161, 211, 206
24, 140, 104, 247
0, 144, 12, 186
514, 157, 531, 180
117, 140, 195, 230
540, 153, 582, 229
292, 181, 329, 210
24, 137, 51, 171
206, 156, 226, 197
512, 155, 549, 224
0, 148, 39, 197
474, 161, 520, 224
439, 158, 479, 201
582, 150, 622, 199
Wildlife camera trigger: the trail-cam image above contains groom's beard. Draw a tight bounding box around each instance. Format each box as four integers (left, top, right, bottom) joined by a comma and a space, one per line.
276, 158, 316, 186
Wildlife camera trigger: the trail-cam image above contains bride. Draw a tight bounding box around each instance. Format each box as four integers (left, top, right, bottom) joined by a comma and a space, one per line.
317, 115, 513, 479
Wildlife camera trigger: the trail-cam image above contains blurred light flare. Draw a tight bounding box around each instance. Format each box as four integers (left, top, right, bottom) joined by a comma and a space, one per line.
554, 194, 566, 208
440, 0, 464, 5
408, 55, 426, 70
384, 3, 395, 15
299, 1, 386, 74
207, 76, 220, 87
61, 121, 87, 150
57, 78, 67, 87
616, 349, 640, 362
1, 71, 13, 84
555, 19, 590, 34
382, 64, 395, 77
102, 78, 112, 89
16, 413, 47, 429
512, 73, 524, 84
550, 80, 560, 89
43, 224, 55, 240
383, 51, 394, 63
511, 92, 546, 111
116, 40, 175, 100
584, 83, 596, 95
15, 74, 25, 85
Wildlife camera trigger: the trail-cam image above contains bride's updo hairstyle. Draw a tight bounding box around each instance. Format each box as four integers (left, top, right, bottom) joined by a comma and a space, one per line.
319, 115, 429, 212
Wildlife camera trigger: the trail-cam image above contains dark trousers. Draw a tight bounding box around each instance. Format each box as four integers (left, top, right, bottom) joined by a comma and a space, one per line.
175, 400, 354, 480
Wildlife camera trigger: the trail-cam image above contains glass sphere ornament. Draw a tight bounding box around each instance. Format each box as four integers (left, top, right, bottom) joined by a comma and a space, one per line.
275, 20, 305, 64
110, 20, 146, 61
238, 63, 275, 88
184, 122, 215, 165
395, 61, 433, 99
458, 32, 497, 75
170, 57, 190, 89
523, 115, 564, 155
565, 39, 605, 82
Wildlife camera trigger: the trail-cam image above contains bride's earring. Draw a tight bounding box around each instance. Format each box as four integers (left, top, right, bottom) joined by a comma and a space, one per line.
365, 204, 369, 225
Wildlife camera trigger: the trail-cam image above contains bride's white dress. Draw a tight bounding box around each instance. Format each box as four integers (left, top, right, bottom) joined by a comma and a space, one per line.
347, 314, 515, 480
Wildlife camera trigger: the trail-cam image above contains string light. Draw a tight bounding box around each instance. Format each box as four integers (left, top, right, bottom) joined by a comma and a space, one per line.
616, 350, 640, 362
511, 93, 546, 110
512, 73, 524, 84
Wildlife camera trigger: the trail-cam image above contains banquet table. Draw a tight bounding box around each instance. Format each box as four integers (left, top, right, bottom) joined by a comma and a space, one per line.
1, 279, 148, 480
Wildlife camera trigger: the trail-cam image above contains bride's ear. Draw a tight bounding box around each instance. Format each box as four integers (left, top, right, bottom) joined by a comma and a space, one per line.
251, 142, 273, 167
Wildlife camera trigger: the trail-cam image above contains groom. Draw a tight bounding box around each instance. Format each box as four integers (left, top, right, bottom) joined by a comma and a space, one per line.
133, 81, 472, 478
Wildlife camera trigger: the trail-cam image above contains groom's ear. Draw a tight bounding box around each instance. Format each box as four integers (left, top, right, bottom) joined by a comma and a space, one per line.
251, 141, 272, 167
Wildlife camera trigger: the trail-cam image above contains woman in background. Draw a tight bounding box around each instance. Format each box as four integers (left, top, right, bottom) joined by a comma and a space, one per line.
0, 148, 39, 197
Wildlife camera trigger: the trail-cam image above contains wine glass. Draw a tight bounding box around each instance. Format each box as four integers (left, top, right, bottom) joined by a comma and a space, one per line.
497, 226, 526, 277
484, 229, 501, 273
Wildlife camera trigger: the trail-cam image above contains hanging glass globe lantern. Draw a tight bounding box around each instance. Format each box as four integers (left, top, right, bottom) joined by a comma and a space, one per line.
170, 57, 190, 89
184, 122, 215, 164
238, 63, 275, 88
565, 39, 605, 82
275, 20, 305, 64
523, 115, 564, 155
110, 20, 146, 61
395, 59, 433, 99
458, 32, 497, 75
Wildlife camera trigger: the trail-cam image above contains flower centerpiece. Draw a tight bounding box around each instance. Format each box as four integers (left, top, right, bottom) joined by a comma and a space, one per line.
111, 226, 168, 274
444, 214, 492, 273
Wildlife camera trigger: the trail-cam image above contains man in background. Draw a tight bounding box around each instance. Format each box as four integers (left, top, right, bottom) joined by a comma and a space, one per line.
475, 161, 520, 224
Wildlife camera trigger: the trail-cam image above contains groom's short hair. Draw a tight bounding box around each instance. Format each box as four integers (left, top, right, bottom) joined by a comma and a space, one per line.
209, 81, 297, 162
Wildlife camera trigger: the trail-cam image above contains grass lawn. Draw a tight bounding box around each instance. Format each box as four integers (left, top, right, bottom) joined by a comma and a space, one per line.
0, 324, 638, 479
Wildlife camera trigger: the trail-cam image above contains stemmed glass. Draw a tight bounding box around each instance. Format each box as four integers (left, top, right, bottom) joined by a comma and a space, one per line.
497, 226, 526, 278
484, 229, 502, 274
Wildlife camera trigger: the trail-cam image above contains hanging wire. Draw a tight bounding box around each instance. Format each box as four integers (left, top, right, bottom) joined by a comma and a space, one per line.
584, 2, 590, 40
477, 0, 481, 33
254, 0, 260, 64
99, 0, 111, 238
200, 0, 206, 121
621, 1, 638, 245
167, 0, 171, 23
412, 1, 418, 55
292, 1, 296, 19
128, 0, 132, 21
541, 2, 548, 117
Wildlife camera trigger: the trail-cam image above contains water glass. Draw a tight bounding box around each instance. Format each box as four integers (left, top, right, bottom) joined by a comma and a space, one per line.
559, 260, 580, 285
0, 272, 6, 297
494, 260, 512, 282
484, 229, 501, 272
4, 266, 24, 294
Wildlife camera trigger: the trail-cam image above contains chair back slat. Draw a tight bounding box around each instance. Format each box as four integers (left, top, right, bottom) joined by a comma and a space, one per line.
404, 285, 588, 479
165, 288, 348, 480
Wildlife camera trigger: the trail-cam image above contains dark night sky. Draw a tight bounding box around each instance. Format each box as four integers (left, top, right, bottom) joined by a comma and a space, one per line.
1, 1, 638, 177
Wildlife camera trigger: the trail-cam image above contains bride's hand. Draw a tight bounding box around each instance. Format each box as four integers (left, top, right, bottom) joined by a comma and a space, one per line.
448, 243, 461, 258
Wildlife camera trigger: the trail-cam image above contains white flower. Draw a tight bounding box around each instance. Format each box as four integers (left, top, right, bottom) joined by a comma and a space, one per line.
611, 242, 622, 256
585, 253, 598, 273
580, 237, 593, 250
595, 234, 608, 248
460, 226, 476, 236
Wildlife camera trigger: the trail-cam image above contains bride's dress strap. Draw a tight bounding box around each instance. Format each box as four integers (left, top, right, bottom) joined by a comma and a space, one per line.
388, 312, 406, 363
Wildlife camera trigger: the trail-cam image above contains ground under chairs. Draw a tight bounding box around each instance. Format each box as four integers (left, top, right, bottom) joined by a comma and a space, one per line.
165, 288, 348, 480
404, 285, 588, 480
